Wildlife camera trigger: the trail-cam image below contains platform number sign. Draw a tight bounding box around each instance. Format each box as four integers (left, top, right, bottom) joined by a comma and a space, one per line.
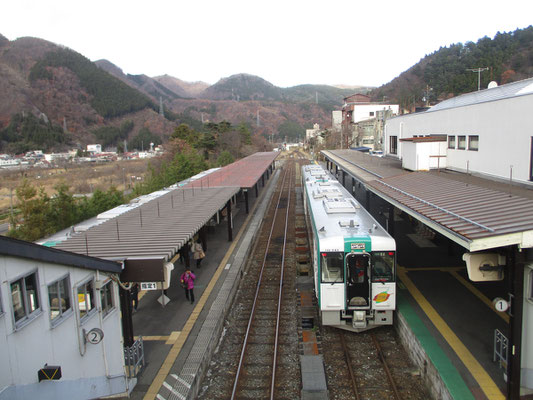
141, 282, 158, 290
85, 328, 104, 344
493, 297, 509, 313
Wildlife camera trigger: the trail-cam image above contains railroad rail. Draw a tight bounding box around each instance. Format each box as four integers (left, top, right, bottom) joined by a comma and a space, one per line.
199, 160, 301, 400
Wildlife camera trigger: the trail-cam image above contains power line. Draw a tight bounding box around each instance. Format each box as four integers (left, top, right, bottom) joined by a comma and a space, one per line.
466, 67, 489, 91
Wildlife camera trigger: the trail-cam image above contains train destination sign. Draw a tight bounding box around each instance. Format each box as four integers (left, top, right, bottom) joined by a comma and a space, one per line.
350, 243, 365, 250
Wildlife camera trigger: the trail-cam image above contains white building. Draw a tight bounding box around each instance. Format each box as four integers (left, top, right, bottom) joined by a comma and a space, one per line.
383, 77, 533, 391
306, 123, 323, 144
0, 236, 129, 399
87, 144, 102, 154
384, 77, 533, 185
331, 110, 342, 131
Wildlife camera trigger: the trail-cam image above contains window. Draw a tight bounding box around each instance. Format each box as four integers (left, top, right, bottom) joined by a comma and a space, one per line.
10, 272, 40, 327
77, 280, 96, 321
468, 135, 479, 151
390, 136, 398, 155
369, 111, 375, 116
320, 252, 344, 283
448, 136, 456, 149
371, 251, 395, 282
458, 135, 466, 150
526, 266, 533, 302
100, 281, 115, 317
48, 276, 71, 325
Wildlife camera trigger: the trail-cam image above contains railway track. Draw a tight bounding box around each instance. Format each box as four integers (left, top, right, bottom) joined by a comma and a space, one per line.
199, 160, 300, 399
322, 326, 428, 400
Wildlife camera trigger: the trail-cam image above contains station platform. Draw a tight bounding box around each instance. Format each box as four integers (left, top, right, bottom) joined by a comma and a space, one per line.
393, 211, 512, 400
126, 166, 281, 400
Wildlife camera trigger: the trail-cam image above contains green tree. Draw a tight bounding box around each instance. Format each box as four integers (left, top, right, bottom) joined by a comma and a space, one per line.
217, 150, 234, 166
129, 127, 162, 151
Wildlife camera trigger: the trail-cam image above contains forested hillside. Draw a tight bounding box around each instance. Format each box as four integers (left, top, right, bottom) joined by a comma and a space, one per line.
30, 48, 155, 118
371, 26, 533, 109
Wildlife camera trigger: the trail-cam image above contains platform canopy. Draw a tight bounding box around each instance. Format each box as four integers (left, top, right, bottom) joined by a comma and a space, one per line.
182, 151, 278, 189
54, 186, 239, 261
322, 149, 533, 252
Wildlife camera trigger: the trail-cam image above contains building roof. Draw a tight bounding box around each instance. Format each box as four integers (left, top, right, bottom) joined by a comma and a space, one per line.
0, 235, 121, 273
182, 151, 278, 189
321, 149, 533, 251
54, 186, 239, 261
427, 77, 533, 113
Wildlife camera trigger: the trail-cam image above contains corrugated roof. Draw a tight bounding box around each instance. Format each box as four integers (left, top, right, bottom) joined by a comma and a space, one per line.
182, 152, 278, 189
427, 77, 533, 113
367, 173, 533, 241
322, 149, 533, 251
54, 186, 239, 261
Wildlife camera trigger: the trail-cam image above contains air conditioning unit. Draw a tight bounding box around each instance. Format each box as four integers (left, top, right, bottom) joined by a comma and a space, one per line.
462, 252, 505, 281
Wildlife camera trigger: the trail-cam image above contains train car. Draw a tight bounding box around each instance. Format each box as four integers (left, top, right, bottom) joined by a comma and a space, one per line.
302, 163, 396, 332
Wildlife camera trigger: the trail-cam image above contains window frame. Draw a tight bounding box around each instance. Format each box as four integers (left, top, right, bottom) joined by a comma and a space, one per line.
320, 251, 345, 283
458, 135, 466, 150
48, 274, 72, 327
100, 280, 115, 318
526, 265, 533, 304
468, 135, 479, 151
390, 136, 398, 155
10, 270, 41, 329
77, 279, 97, 323
448, 135, 456, 149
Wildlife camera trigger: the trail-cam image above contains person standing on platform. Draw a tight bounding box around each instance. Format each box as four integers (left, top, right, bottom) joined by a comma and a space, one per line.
180, 269, 196, 304
131, 283, 139, 312
193, 241, 205, 268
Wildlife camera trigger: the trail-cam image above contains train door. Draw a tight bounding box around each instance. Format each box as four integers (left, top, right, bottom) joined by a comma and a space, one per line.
345, 252, 370, 309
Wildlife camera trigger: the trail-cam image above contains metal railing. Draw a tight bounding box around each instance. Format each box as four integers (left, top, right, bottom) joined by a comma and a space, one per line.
124, 336, 145, 378
493, 329, 508, 370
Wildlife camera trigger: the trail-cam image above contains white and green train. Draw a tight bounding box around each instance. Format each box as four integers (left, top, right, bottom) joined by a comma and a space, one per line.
302, 164, 396, 332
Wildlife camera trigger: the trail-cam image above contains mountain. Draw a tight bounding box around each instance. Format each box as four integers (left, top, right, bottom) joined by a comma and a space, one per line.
153, 75, 209, 98
371, 26, 533, 110
95, 59, 183, 102
0, 34, 369, 153
198, 73, 364, 105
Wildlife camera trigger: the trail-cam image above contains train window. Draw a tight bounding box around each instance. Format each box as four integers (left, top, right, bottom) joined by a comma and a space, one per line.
371, 252, 395, 282
321, 252, 344, 283
528, 267, 533, 303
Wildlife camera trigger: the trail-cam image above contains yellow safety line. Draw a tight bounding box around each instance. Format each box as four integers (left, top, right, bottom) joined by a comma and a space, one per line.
398, 266, 505, 400
449, 270, 510, 324
165, 331, 181, 345
134, 335, 170, 342
143, 192, 262, 400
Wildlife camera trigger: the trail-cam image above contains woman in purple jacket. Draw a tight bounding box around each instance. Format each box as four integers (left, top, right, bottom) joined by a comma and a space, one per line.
180, 269, 196, 304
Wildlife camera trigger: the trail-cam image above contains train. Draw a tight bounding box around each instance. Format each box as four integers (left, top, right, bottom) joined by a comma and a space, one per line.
302, 163, 396, 332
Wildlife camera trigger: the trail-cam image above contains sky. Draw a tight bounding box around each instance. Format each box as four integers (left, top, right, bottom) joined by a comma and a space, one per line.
3, 0, 533, 88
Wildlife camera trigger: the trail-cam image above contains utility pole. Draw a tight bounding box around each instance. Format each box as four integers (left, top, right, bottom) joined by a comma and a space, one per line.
467, 67, 489, 91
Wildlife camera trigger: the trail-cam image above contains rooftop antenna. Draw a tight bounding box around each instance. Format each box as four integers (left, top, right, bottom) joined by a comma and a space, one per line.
466, 67, 489, 91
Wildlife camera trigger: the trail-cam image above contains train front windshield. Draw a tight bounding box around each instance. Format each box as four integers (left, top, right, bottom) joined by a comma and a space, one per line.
320, 252, 344, 283
371, 251, 395, 282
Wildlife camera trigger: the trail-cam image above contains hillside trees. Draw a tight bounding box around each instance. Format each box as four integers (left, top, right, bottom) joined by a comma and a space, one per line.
8, 180, 124, 241
30, 48, 154, 118
0, 113, 67, 152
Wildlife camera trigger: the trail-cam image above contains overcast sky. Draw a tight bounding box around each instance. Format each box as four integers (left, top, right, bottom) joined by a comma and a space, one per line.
3, 0, 533, 88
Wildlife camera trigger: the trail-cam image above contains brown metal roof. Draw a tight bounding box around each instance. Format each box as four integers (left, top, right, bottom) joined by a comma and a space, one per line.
322, 149, 533, 251
183, 151, 278, 189
54, 186, 239, 261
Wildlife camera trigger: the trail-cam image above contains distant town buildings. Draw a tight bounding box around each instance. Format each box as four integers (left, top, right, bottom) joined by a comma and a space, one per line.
0, 145, 164, 170
305, 123, 324, 144
340, 93, 399, 150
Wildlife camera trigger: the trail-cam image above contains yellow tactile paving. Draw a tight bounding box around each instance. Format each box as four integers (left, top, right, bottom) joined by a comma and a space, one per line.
134, 335, 170, 342
142, 194, 261, 400
398, 266, 505, 400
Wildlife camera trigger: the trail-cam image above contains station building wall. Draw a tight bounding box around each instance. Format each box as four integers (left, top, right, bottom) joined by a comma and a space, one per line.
384, 93, 533, 184
0, 255, 127, 399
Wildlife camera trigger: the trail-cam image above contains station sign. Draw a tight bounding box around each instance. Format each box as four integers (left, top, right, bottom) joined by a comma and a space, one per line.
140, 282, 158, 291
